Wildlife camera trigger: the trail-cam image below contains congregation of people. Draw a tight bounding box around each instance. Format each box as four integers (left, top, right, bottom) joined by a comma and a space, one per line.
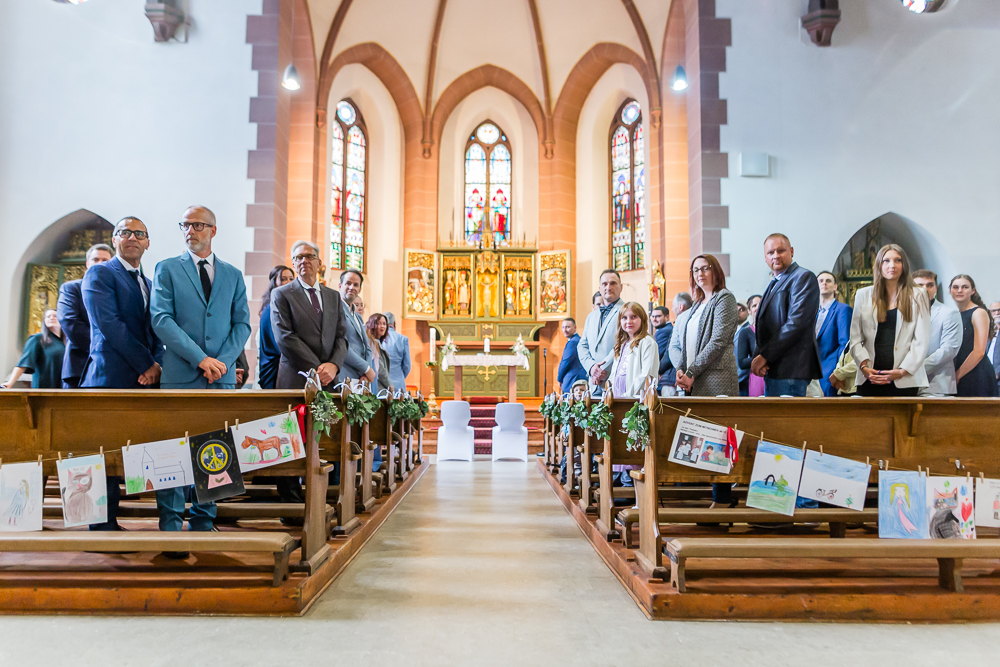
560, 233, 1000, 404
1, 208, 412, 548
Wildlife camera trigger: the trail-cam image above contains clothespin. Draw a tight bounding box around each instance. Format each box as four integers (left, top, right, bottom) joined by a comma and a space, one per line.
225, 421, 229, 432
185, 431, 189, 444
967, 471, 971, 483
819, 444, 823, 455
58, 452, 62, 461
99, 446, 103, 457
235, 419, 240, 429
866, 456, 870, 467
0, 458, 3, 469
37, 454, 42, 464
684, 408, 692, 419
803, 441, 808, 453
126, 440, 131, 452
760, 432, 764, 444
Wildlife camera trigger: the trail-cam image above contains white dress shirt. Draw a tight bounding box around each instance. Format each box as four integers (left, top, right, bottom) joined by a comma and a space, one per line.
115, 254, 148, 308
188, 250, 215, 284
298, 277, 323, 312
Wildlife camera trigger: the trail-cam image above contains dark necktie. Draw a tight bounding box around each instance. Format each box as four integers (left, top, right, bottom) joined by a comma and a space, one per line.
306, 287, 321, 316
599, 300, 618, 329
128, 270, 147, 309
198, 259, 212, 303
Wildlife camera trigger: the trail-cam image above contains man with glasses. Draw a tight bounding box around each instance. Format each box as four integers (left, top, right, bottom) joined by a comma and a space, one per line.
57, 243, 113, 388
269, 240, 349, 507
150, 206, 251, 547
80, 217, 162, 532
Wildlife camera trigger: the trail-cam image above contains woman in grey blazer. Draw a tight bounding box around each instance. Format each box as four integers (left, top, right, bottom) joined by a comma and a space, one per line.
668, 254, 739, 506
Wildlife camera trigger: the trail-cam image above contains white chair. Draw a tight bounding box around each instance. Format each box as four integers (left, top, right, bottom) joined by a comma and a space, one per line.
491, 403, 528, 462
436, 400, 475, 462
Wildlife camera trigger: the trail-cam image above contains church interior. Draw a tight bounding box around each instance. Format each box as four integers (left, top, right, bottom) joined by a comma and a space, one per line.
2, 0, 1000, 662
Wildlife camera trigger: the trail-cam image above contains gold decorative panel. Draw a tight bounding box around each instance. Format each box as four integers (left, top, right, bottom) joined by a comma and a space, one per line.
441, 254, 473, 318
538, 250, 570, 321
403, 249, 437, 320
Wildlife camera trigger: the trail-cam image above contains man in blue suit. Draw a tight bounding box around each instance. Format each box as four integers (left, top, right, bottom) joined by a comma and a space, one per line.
383, 312, 411, 393
335, 269, 376, 386
151, 206, 251, 546
556, 317, 587, 391
80, 218, 163, 531
58, 244, 113, 388
815, 272, 853, 396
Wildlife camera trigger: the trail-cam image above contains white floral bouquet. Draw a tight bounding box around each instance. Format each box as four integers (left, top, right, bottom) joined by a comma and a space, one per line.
512, 333, 530, 358
440, 334, 459, 371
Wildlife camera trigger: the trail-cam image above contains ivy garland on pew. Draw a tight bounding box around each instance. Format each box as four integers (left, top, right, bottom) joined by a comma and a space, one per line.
388, 396, 422, 422
346, 392, 382, 426
311, 391, 344, 438
417, 399, 429, 418
538, 394, 556, 421
586, 402, 613, 440
570, 401, 589, 430
622, 403, 650, 451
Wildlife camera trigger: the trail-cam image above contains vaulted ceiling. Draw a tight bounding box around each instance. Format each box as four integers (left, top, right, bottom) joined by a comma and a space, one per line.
305, 0, 676, 114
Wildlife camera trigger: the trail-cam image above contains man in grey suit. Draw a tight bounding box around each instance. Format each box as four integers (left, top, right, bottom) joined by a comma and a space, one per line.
270, 240, 348, 391
383, 312, 411, 393
577, 269, 624, 394
912, 270, 961, 396
270, 240, 349, 508
335, 269, 376, 386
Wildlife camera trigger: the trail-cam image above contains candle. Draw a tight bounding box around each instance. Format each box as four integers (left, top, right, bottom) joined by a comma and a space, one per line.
430, 328, 437, 362
484, 337, 490, 354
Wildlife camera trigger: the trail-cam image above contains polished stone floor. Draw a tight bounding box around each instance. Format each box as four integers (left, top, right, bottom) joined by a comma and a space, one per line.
2, 460, 999, 665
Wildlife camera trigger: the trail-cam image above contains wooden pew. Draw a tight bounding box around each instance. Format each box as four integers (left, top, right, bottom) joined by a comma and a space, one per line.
368, 400, 398, 495
0, 531, 297, 587
0, 387, 338, 573
42, 499, 338, 525
666, 537, 1000, 593
562, 397, 587, 498
632, 396, 1000, 579
594, 396, 644, 540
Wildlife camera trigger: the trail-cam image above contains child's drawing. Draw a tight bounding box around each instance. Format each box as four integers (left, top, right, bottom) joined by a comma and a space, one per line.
122, 438, 194, 495
927, 476, 975, 539
56, 454, 108, 528
0, 461, 43, 532
231, 413, 305, 472
797, 450, 870, 511
189, 428, 245, 503
745, 441, 804, 516
878, 470, 929, 539
667, 417, 743, 475
975, 478, 1000, 529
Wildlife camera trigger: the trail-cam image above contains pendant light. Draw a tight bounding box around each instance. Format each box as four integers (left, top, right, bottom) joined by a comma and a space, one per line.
281, 1, 301, 91
670, 65, 688, 92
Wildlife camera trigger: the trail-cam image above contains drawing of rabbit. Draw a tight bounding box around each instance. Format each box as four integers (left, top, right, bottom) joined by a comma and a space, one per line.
63, 467, 95, 525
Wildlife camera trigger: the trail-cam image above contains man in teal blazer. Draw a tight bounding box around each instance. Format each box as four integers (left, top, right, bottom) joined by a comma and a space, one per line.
150, 206, 251, 550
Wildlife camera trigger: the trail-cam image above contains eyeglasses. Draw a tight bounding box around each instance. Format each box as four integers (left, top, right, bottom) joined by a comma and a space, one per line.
115, 229, 149, 240
178, 222, 215, 232
292, 254, 319, 263
691, 266, 713, 274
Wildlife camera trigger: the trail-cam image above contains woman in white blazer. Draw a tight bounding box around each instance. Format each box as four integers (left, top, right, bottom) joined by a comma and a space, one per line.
849, 244, 930, 396
607, 302, 659, 398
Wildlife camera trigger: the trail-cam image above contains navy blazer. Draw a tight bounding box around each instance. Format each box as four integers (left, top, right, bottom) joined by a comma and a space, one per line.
557, 334, 588, 390
80, 258, 163, 389
258, 304, 280, 389
755, 262, 822, 380
654, 324, 675, 388
57, 279, 90, 384
816, 299, 853, 396
735, 324, 756, 383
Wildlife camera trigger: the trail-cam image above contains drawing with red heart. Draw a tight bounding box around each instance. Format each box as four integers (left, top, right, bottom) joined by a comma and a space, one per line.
961, 500, 973, 522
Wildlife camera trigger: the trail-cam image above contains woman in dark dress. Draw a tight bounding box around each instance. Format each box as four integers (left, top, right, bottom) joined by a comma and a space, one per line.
1, 309, 65, 388
949, 274, 998, 397
257, 265, 294, 389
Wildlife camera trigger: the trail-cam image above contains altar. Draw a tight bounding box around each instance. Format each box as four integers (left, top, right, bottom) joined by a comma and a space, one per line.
442, 352, 530, 403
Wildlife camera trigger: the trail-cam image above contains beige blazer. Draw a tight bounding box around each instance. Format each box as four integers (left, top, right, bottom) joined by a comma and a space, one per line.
849, 286, 930, 389
607, 335, 659, 398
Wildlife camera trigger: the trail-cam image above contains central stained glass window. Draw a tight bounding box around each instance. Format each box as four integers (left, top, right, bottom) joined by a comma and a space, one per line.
610, 99, 644, 271
464, 121, 511, 247
330, 99, 367, 271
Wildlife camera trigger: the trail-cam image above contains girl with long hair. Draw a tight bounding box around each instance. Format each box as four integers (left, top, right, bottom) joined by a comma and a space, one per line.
1, 309, 65, 388
366, 312, 392, 393
257, 265, 294, 389
949, 274, 998, 397
607, 302, 658, 398
849, 244, 930, 396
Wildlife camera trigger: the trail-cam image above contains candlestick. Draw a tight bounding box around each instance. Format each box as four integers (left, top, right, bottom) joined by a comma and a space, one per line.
484, 337, 491, 354
430, 327, 437, 362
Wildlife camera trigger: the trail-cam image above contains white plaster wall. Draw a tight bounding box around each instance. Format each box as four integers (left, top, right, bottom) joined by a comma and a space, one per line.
0, 0, 259, 369
327, 65, 405, 319
574, 64, 650, 318
717, 0, 1000, 304
437, 88, 539, 248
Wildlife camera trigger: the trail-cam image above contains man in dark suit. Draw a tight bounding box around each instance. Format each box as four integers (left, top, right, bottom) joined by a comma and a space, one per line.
57, 243, 113, 388
815, 271, 853, 396
751, 233, 821, 397
335, 269, 375, 386
556, 317, 587, 391
270, 240, 349, 504
651, 306, 675, 395
80, 217, 163, 531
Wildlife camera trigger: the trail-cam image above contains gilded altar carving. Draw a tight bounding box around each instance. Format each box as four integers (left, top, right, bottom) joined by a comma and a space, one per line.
647, 260, 666, 307
475, 251, 500, 318
537, 250, 570, 321
403, 249, 436, 320
442, 254, 473, 318
25, 265, 60, 338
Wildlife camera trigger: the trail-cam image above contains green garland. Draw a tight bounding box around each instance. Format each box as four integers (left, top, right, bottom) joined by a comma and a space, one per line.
417, 399, 429, 418
346, 392, 382, 426
622, 403, 650, 451
311, 391, 344, 438
553, 400, 573, 428
389, 396, 422, 422
570, 401, 589, 430
586, 402, 613, 441
539, 395, 556, 420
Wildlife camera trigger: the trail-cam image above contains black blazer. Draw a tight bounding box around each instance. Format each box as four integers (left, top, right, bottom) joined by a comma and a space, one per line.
270, 280, 349, 390
754, 262, 822, 380
56, 279, 90, 384
735, 324, 756, 383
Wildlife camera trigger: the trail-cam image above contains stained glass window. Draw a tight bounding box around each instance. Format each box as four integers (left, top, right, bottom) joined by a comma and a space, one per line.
610, 99, 644, 271
329, 99, 367, 271
465, 120, 512, 247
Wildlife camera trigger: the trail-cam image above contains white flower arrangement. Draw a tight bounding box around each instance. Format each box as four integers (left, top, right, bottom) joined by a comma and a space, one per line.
512, 333, 530, 358
440, 334, 459, 371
